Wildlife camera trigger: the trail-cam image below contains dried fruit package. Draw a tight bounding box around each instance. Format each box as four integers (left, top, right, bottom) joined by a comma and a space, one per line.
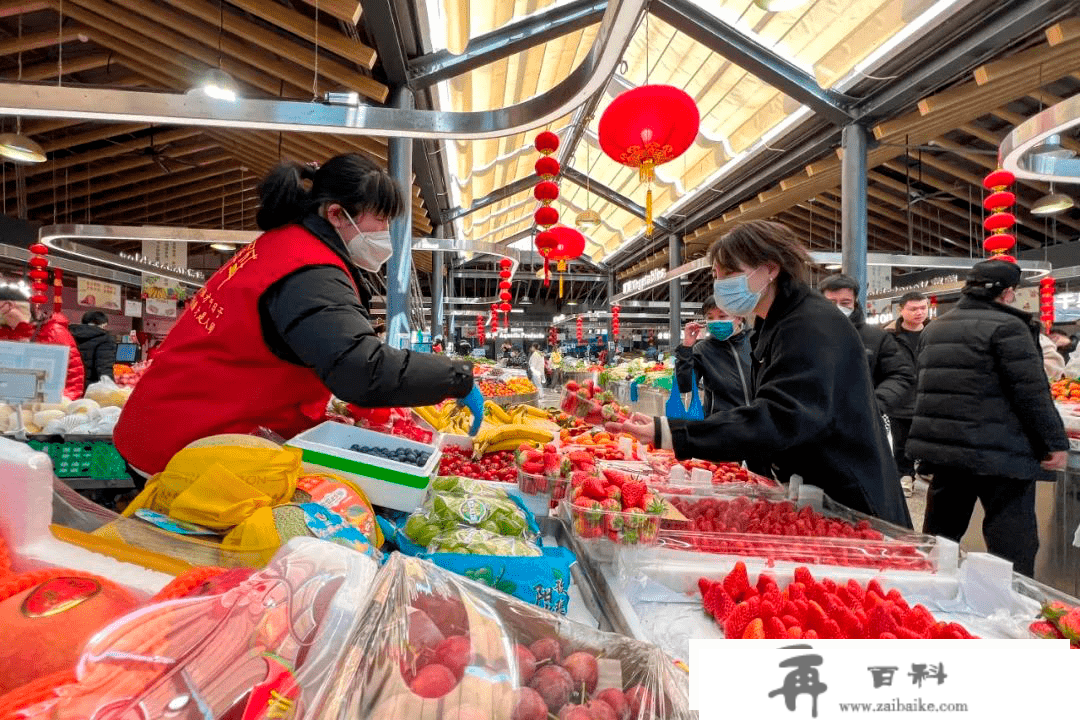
285, 553, 693, 720
13, 538, 379, 720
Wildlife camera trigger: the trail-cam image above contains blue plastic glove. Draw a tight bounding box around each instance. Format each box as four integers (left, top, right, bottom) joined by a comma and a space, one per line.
459, 385, 485, 436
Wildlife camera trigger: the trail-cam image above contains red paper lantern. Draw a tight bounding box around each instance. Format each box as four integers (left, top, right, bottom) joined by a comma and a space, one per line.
30, 294, 47, 304
534, 156, 560, 179
28, 243, 48, 255
499, 257, 512, 269
29, 256, 47, 268
499, 270, 511, 280
983, 191, 1016, 211
28, 270, 48, 280
535, 131, 560, 156
534, 180, 559, 205
500, 302, 511, 313
545, 225, 586, 298
499, 280, 511, 290
500, 291, 511, 302
984, 212, 1016, 232
534, 206, 559, 228
535, 230, 559, 287
598, 84, 700, 236
983, 169, 1015, 190
983, 234, 1016, 252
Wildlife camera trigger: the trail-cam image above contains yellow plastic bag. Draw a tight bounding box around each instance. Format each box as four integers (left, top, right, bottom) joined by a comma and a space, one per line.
168, 463, 273, 530
123, 444, 302, 521
221, 506, 281, 567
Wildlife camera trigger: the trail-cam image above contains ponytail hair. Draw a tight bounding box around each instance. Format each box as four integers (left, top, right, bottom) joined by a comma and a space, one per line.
256, 153, 406, 231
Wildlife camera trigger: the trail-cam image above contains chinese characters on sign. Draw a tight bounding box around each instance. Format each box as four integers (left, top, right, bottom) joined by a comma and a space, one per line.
769, 646, 827, 718
76, 277, 121, 310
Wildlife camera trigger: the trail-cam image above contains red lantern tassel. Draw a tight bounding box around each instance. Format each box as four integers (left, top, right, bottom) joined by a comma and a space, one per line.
543, 258, 551, 287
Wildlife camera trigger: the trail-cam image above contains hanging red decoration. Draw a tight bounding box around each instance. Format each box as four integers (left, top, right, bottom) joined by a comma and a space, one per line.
982, 169, 1017, 261
499, 257, 512, 269
598, 85, 700, 236
499, 291, 511, 302
535, 230, 559, 287
534, 156, 560, 179
499, 280, 511, 290
30, 294, 47, 304
1040, 276, 1056, 333
534, 180, 559, 205
534, 206, 559, 228
535, 131, 560, 156
499, 270, 512, 280
545, 225, 585, 298
576, 316, 584, 344
27, 241, 50, 307
29, 256, 48, 268
28, 270, 48, 280
31, 282, 47, 293
28, 243, 48, 256
500, 302, 511, 313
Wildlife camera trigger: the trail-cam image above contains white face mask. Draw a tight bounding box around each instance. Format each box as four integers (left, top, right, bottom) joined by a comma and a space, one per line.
342, 211, 394, 272
837, 305, 854, 317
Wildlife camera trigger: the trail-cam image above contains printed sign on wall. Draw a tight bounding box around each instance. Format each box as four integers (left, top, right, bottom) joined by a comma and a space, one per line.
76, 277, 122, 310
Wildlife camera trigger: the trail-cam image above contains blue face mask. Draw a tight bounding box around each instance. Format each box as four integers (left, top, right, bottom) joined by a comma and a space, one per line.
713, 267, 765, 315
706, 320, 736, 341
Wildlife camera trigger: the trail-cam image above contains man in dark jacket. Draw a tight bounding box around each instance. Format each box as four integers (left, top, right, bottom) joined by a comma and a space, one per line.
675, 296, 752, 414
71, 310, 117, 389
885, 291, 930, 495
907, 259, 1068, 576
819, 274, 914, 418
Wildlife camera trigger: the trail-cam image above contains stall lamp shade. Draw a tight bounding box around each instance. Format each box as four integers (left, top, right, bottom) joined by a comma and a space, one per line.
575, 209, 601, 228
210, 243, 236, 252
1031, 192, 1075, 215
753, 0, 808, 10
196, 68, 239, 102
0, 133, 46, 163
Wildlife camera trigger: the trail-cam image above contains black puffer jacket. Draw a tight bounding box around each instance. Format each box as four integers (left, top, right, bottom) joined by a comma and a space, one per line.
674, 330, 752, 414
907, 295, 1068, 481
846, 305, 914, 417
883, 318, 926, 419
70, 323, 116, 387
667, 276, 911, 528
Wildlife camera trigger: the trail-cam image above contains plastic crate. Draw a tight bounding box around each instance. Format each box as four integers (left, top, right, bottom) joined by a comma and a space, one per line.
27, 439, 128, 480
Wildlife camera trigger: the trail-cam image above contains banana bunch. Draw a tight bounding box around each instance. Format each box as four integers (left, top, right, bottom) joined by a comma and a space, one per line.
413, 401, 557, 457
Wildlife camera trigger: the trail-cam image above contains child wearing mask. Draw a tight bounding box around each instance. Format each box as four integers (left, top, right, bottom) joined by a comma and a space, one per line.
674, 296, 752, 414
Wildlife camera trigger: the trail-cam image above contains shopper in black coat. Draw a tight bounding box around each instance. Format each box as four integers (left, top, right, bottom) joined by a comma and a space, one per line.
608, 221, 911, 528
674, 296, 752, 414
819, 274, 914, 417
908, 259, 1068, 576
70, 311, 116, 388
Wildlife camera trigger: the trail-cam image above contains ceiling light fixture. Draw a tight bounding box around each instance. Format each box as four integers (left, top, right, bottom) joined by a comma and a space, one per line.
192, 2, 238, 102
0, 130, 45, 164
1032, 189, 1075, 215
577, 114, 601, 229
210, 242, 236, 252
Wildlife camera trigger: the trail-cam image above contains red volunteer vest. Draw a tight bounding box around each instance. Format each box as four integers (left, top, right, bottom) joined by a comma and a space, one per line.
114, 225, 356, 474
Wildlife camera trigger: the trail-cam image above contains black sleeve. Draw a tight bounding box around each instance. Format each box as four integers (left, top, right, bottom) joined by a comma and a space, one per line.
261, 265, 474, 407
668, 315, 839, 461
96, 336, 116, 380
992, 320, 1069, 455
674, 344, 695, 393
872, 332, 914, 415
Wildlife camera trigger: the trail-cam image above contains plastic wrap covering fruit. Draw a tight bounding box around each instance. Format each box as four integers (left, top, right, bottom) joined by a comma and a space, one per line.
657, 490, 937, 571
14, 538, 379, 720
281, 553, 693, 720
562, 500, 662, 548
645, 450, 780, 489
401, 478, 540, 550
559, 380, 629, 427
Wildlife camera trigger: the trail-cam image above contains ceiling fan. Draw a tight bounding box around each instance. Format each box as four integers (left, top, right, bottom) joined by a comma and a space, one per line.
111, 130, 198, 173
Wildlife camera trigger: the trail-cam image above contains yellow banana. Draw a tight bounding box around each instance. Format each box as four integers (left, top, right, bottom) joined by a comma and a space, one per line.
520, 405, 551, 420
485, 401, 512, 425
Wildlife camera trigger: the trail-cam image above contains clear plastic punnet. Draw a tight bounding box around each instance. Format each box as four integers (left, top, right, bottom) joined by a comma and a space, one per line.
288, 552, 692, 720
655, 484, 951, 573
15, 538, 379, 720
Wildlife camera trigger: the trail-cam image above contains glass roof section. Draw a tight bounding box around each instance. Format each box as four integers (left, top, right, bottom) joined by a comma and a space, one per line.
425, 0, 970, 263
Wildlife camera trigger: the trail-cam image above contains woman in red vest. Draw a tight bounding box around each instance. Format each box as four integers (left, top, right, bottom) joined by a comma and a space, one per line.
0, 286, 85, 400
114, 154, 481, 476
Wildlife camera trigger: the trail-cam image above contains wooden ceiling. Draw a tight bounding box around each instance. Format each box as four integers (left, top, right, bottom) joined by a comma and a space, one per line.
0, 0, 433, 253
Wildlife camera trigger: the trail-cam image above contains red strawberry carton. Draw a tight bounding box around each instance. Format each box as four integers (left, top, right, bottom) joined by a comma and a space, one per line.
561, 499, 662, 550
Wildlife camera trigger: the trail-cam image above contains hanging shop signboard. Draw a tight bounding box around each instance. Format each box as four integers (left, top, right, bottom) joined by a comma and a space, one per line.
125, 300, 142, 318
142, 275, 186, 302
620, 268, 667, 296
142, 239, 187, 269
76, 277, 122, 311
145, 298, 177, 318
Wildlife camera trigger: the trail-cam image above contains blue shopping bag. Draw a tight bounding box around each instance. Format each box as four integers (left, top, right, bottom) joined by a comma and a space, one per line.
666, 370, 705, 420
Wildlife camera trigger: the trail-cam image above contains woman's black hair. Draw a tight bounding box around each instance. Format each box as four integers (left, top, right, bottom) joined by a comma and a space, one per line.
81, 310, 108, 325
256, 153, 407, 231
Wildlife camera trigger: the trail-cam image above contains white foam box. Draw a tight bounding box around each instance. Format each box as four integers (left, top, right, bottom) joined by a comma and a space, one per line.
286, 421, 441, 512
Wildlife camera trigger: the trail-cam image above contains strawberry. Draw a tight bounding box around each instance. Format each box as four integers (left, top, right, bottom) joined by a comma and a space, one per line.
863, 590, 885, 612
565, 380, 580, 392
759, 600, 778, 619
902, 605, 934, 636
793, 567, 815, 587
520, 459, 544, 475
604, 485, 622, 503
1041, 601, 1071, 622
723, 562, 751, 602
741, 618, 766, 639
698, 577, 716, 598
879, 632, 898, 639
820, 619, 844, 639
624, 506, 647, 529
894, 627, 923, 639
621, 481, 647, 510
806, 600, 830, 634
868, 606, 898, 639
642, 493, 665, 515
600, 499, 624, 532
803, 629, 819, 640
1056, 608, 1080, 642
846, 579, 865, 603
570, 471, 592, 489
756, 573, 778, 596
705, 586, 736, 622
833, 604, 864, 639
787, 627, 804, 639
1029, 620, 1064, 639
602, 468, 631, 488
787, 582, 808, 603
723, 598, 759, 639
866, 579, 886, 599
780, 615, 802, 630
945, 622, 976, 639
885, 588, 910, 612
764, 616, 787, 640
583, 476, 608, 501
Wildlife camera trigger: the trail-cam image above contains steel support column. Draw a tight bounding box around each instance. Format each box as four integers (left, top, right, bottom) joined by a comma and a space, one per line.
840, 123, 869, 301
387, 87, 415, 349
432, 228, 446, 342
607, 271, 617, 347
668, 233, 682, 351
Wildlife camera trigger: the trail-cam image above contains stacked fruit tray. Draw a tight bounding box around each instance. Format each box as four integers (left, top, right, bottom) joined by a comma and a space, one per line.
655, 489, 940, 571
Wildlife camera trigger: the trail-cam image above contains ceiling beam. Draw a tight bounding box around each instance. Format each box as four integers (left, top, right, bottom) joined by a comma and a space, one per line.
298, 0, 362, 26
61, 158, 241, 216
103, 180, 258, 224
1, 51, 110, 81
162, 0, 387, 103
36, 122, 151, 153
24, 127, 202, 176
409, 0, 606, 89
446, 176, 537, 223
0, 26, 89, 56
0, 1, 49, 18
226, 0, 375, 69
651, 0, 853, 125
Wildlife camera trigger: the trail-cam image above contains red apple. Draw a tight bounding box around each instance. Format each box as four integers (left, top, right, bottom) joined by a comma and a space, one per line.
596, 689, 629, 719
586, 699, 618, 720
529, 664, 573, 712
409, 663, 458, 699
558, 706, 592, 720
512, 687, 548, 720
435, 635, 472, 680
624, 685, 653, 719
529, 636, 563, 664
561, 652, 599, 694
515, 643, 538, 684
